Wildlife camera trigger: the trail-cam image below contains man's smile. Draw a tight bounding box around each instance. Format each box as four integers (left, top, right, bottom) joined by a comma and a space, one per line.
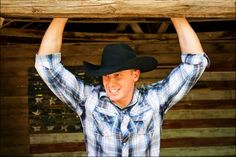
109, 88, 120, 94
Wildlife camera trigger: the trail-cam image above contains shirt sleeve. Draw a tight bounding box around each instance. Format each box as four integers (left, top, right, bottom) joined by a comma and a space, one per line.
150, 53, 210, 115
35, 53, 93, 116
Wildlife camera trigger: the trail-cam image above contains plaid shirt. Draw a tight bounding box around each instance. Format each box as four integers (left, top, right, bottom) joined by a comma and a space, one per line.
35, 53, 209, 156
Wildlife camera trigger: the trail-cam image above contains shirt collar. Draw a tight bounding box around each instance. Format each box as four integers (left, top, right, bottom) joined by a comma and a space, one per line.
128, 88, 140, 107
98, 86, 107, 99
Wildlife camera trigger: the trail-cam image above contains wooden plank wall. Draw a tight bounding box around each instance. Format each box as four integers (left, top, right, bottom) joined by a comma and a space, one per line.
0, 31, 235, 156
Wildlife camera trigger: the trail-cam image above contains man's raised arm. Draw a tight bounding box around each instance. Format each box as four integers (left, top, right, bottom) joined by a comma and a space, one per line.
171, 18, 204, 54
38, 18, 68, 55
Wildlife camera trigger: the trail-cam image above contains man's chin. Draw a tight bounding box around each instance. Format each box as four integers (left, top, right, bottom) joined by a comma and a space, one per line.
109, 96, 120, 104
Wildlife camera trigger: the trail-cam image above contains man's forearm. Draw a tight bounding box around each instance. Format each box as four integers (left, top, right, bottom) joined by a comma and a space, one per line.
38, 18, 68, 55
171, 18, 204, 54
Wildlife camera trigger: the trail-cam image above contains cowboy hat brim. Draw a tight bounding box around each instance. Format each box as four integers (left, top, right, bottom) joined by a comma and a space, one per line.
84, 56, 158, 77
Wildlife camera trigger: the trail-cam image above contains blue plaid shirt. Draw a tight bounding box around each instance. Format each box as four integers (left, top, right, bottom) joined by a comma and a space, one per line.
35, 53, 209, 156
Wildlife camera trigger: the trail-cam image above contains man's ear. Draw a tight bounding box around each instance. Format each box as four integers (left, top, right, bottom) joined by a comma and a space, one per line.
133, 69, 140, 82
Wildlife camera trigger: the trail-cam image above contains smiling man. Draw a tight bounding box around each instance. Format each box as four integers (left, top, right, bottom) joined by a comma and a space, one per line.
102, 69, 140, 108
35, 18, 209, 156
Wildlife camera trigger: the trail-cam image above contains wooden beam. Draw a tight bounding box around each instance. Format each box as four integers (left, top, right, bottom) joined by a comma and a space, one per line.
116, 23, 128, 32
162, 128, 236, 139
161, 137, 236, 147
158, 22, 170, 33
3, 17, 236, 23
163, 119, 236, 129
1, 0, 235, 18
129, 23, 143, 33
1, 28, 235, 42
166, 108, 236, 119
0, 28, 177, 41
172, 100, 236, 110
30, 133, 84, 144
1, 42, 235, 58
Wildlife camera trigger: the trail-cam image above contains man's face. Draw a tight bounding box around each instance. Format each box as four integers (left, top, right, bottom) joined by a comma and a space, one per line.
102, 69, 140, 108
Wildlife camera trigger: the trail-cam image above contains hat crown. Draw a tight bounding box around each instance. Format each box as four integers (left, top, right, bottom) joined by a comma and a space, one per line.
83, 43, 158, 76
101, 44, 136, 67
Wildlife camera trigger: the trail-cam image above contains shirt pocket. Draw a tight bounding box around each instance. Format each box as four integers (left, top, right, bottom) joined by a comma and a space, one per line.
130, 104, 155, 134
92, 105, 119, 136
92, 106, 122, 156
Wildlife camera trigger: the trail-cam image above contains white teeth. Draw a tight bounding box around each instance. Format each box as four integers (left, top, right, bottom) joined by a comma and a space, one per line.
110, 89, 118, 93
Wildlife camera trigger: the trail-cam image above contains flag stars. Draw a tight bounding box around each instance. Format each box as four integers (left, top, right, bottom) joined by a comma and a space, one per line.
48, 110, 56, 119
49, 97, 57, 106
32, 109, 41, 116
35, 97, 43, 104
32, 126, 41, 132
61, 110, 69, 119
61, 124, 68, 132
47, 125, 55, 131
33, 81, 43, 90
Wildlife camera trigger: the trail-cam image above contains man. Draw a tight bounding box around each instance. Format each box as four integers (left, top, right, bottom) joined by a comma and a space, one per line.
35, 18, 209, 156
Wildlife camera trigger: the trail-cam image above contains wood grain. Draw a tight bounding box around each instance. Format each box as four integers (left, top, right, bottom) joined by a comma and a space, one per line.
1, 0, 235, 18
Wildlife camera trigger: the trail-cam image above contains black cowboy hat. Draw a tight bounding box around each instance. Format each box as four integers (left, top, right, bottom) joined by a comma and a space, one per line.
83, 44, 158, 77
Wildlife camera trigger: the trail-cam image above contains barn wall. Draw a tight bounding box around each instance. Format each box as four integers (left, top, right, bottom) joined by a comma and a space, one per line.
0, 31, 235, 156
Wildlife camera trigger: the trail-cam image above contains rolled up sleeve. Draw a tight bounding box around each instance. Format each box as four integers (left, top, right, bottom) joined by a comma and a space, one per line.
181, 53, 210, 67
35, 53, 90, 116
151, 53, 210, 115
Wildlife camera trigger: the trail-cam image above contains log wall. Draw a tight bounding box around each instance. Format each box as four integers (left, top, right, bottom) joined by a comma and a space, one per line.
0, 31, 235, 156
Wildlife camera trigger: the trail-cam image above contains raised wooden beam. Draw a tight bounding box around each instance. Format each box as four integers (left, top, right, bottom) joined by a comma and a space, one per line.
1, 0, 235, 18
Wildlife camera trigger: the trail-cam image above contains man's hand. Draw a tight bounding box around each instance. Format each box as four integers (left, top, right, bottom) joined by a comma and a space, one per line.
38, 18, 68, 55
171, 18, 204, 54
